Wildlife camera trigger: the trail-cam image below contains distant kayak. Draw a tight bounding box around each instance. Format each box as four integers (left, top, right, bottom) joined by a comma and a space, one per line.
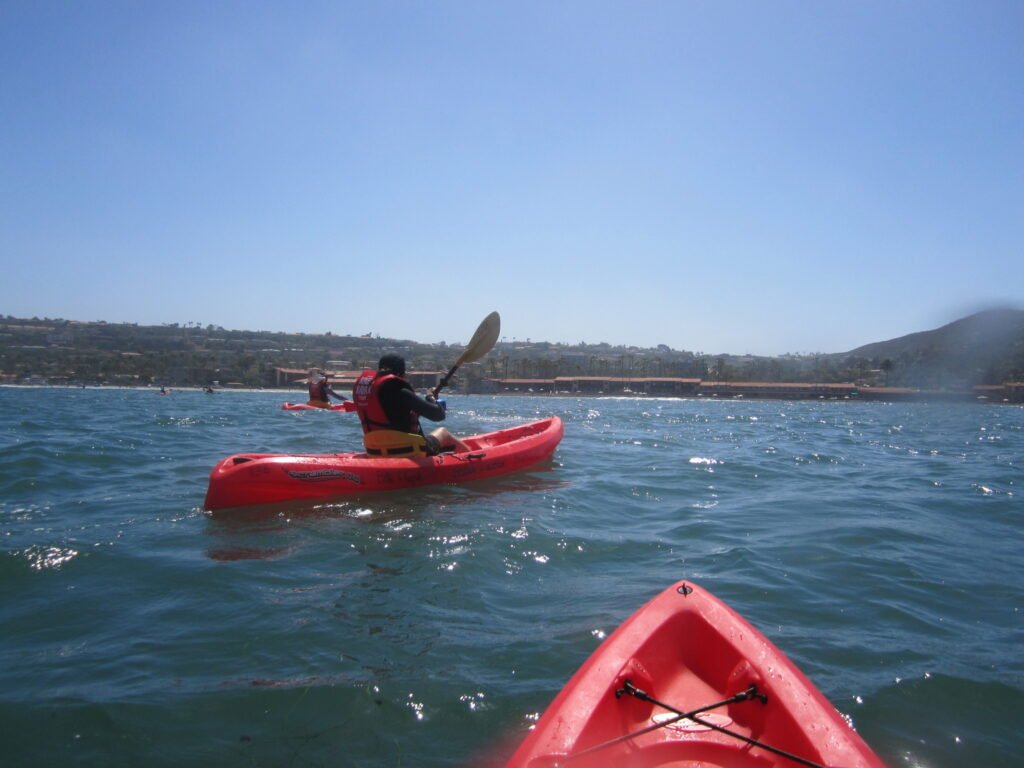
204, 416, 563, 511
282, 401, 356, 412
504, 579, 886, 768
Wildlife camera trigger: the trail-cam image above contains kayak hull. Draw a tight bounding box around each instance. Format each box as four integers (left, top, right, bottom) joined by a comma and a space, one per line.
282, 401, 356, 412
505, 580, 886, 768
204, 416, 563, 511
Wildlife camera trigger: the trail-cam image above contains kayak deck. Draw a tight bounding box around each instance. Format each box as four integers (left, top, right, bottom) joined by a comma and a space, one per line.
204, 416, 563, 511
505, 580, 886, 768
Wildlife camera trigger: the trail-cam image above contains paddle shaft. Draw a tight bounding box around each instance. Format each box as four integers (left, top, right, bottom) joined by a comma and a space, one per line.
431, 358, 468, 399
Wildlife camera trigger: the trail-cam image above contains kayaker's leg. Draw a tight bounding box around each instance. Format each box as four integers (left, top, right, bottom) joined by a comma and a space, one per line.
429, 427, 469, 453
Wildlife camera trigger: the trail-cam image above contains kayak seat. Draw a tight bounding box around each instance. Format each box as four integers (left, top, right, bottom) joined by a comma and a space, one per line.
364, 430, 427, 457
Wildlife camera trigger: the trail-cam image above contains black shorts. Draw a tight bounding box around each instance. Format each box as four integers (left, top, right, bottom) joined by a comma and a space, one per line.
423, 434, 442, 456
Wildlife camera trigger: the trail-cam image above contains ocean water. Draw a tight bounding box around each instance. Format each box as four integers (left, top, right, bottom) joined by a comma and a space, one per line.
0, 386, 1021, 767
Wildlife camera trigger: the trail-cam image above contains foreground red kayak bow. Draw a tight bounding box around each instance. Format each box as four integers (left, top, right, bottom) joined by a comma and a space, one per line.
505, 580, 886, 768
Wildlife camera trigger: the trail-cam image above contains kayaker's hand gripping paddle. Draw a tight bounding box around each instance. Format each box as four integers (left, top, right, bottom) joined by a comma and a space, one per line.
432, 311, 500, 399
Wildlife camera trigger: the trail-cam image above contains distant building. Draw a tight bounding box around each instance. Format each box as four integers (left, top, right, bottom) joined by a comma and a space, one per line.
271, 367, 444, 391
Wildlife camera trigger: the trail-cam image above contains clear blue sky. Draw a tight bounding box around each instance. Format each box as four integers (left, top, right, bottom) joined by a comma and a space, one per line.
2, 1, 1021, 356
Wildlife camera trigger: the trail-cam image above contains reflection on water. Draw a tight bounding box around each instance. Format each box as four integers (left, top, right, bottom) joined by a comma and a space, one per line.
206, 544, 293, 562
202, 464, 568, 561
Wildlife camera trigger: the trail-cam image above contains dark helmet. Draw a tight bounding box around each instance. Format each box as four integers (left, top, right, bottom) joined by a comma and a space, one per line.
378, 353, 406, 377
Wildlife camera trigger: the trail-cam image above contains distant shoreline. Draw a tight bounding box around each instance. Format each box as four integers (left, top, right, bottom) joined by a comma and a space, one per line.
3, 382, 1020, 405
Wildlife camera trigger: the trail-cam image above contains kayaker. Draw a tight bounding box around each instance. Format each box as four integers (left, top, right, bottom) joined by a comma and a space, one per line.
353, 353, 468, 455
307, 370, 348, 408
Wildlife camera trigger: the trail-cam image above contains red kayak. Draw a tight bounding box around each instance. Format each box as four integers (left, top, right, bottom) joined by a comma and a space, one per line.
281, 401, 356, 412
505, 580, 886, 768
204, 416, 563, 511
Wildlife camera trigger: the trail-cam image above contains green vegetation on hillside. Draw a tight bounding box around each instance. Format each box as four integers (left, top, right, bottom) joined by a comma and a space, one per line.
2, 310, 1022, 389
839, 308, 1024, 388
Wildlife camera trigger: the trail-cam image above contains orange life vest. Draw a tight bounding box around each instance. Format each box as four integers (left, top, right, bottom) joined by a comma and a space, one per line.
308, 379, 329, 402
353, 370, 422, 435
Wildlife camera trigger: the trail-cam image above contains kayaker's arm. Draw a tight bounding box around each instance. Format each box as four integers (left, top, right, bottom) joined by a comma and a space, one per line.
326, 385, 348, 402
398, 388, 446, 422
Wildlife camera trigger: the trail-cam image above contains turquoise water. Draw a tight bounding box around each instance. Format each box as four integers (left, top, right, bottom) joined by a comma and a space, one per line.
0, 387, 1021, 767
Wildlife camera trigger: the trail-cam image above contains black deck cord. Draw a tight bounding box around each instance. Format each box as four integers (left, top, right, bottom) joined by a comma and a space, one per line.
619, 680, 834, 768
558, 683, 763, 764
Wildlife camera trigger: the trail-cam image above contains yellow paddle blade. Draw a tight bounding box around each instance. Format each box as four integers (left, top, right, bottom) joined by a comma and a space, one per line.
456, 311, 500, 366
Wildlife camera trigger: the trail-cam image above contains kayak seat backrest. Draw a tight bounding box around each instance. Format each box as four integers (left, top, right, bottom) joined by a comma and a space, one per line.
364, 430, 427, 457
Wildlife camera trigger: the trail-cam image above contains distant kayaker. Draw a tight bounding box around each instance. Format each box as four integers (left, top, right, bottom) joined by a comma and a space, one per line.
352, 353, 468, 455
307, 370, 347, 408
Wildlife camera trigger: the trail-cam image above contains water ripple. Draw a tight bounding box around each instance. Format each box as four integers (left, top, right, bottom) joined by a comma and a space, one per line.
0, 389, 1021, 767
